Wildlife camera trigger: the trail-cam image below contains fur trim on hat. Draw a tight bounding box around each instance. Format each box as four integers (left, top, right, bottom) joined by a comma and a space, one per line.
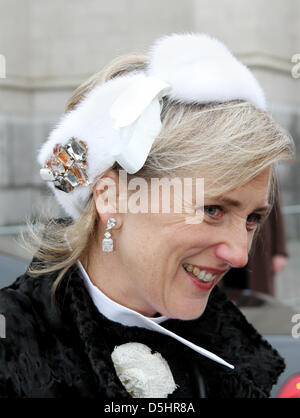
147, 32, 266, 109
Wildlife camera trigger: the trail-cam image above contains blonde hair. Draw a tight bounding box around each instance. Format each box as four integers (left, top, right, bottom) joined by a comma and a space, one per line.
20, 53, 295, 309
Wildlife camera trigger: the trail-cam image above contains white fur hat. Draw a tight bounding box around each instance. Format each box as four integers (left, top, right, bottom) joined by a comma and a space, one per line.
37, 32, 266, 219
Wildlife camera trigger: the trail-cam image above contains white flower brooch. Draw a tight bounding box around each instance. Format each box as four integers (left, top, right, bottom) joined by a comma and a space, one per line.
111, 342, 178, 398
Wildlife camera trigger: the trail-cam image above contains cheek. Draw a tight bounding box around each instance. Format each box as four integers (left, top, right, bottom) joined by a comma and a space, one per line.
164, 222, 211, 255
247, 231, 256, 252
117, 217, 161, 271
117, 228, 171, 299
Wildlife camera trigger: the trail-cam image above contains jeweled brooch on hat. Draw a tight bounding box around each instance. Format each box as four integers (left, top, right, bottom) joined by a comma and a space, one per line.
40, 137, 89, 193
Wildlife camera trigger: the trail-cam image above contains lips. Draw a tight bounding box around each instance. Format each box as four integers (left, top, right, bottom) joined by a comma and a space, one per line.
183, 265, 217, 291
182, 262, 228, 292
188, 264, 228, 274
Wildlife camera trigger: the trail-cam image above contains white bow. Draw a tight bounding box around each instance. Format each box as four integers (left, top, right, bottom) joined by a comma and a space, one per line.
110, 75, 171, 174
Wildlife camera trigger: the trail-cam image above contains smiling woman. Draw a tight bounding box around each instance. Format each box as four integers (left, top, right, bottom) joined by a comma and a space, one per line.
0, 33, 296, 399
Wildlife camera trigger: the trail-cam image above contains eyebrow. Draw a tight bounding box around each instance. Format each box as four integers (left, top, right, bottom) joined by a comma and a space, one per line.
217, 197, 271, 212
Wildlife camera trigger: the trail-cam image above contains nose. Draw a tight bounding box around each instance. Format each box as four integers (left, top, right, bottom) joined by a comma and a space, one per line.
214, 224, 249, 268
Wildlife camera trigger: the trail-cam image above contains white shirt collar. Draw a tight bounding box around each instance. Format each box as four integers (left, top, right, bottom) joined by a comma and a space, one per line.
77, 260, 234, 370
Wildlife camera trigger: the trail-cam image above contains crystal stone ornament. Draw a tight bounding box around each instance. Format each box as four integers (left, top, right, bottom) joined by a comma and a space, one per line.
69, 164, 88, 185
40, 167, 55, 181
107, 217, 117, 230
40, 137, 89, 193
64, 170, 79, 188
102, 218, 116, 252
65, 137, 87, 162
47, 157, 66, 176
54, 176, 74, 193
54, 144, 73, 168
102, 237, 113, 252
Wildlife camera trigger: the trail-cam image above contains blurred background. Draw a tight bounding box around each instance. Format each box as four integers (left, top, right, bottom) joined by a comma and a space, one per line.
0, 0, 299, 397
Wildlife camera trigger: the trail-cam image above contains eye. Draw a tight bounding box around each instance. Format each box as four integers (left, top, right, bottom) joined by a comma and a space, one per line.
246, 213, 263, 229
204, 205, 224, 219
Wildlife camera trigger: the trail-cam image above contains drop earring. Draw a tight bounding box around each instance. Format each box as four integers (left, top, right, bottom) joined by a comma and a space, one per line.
102, 217, 117, 252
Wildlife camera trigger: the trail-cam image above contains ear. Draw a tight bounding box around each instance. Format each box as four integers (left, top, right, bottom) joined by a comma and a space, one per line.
93, 169, 121, 228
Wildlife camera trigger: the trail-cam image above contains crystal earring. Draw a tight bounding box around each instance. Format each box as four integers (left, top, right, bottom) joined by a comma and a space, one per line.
102, 217, 117, 252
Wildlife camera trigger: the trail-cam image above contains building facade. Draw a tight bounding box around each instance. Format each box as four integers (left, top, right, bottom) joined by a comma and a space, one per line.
0, 0, 299, 238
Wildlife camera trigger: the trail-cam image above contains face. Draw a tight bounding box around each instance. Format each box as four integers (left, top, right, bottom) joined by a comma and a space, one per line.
92, 167, 271, 320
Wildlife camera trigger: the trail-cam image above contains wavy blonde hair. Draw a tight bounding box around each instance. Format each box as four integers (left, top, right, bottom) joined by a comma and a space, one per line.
20, 53, 295, 309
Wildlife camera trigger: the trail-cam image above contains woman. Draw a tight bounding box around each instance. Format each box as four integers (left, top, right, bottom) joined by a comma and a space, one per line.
0, 33, 295, 398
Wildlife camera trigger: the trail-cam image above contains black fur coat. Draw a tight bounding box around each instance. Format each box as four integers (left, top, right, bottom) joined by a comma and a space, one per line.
0, 260, 285, 398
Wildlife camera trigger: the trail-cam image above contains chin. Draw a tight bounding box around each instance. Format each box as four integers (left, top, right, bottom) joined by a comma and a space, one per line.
166, 300, 208, 321
178, 310, 206, 321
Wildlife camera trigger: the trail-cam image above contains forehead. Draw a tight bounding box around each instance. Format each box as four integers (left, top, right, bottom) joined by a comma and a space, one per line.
210, 168, 272, 209
190, 163, 272, 191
